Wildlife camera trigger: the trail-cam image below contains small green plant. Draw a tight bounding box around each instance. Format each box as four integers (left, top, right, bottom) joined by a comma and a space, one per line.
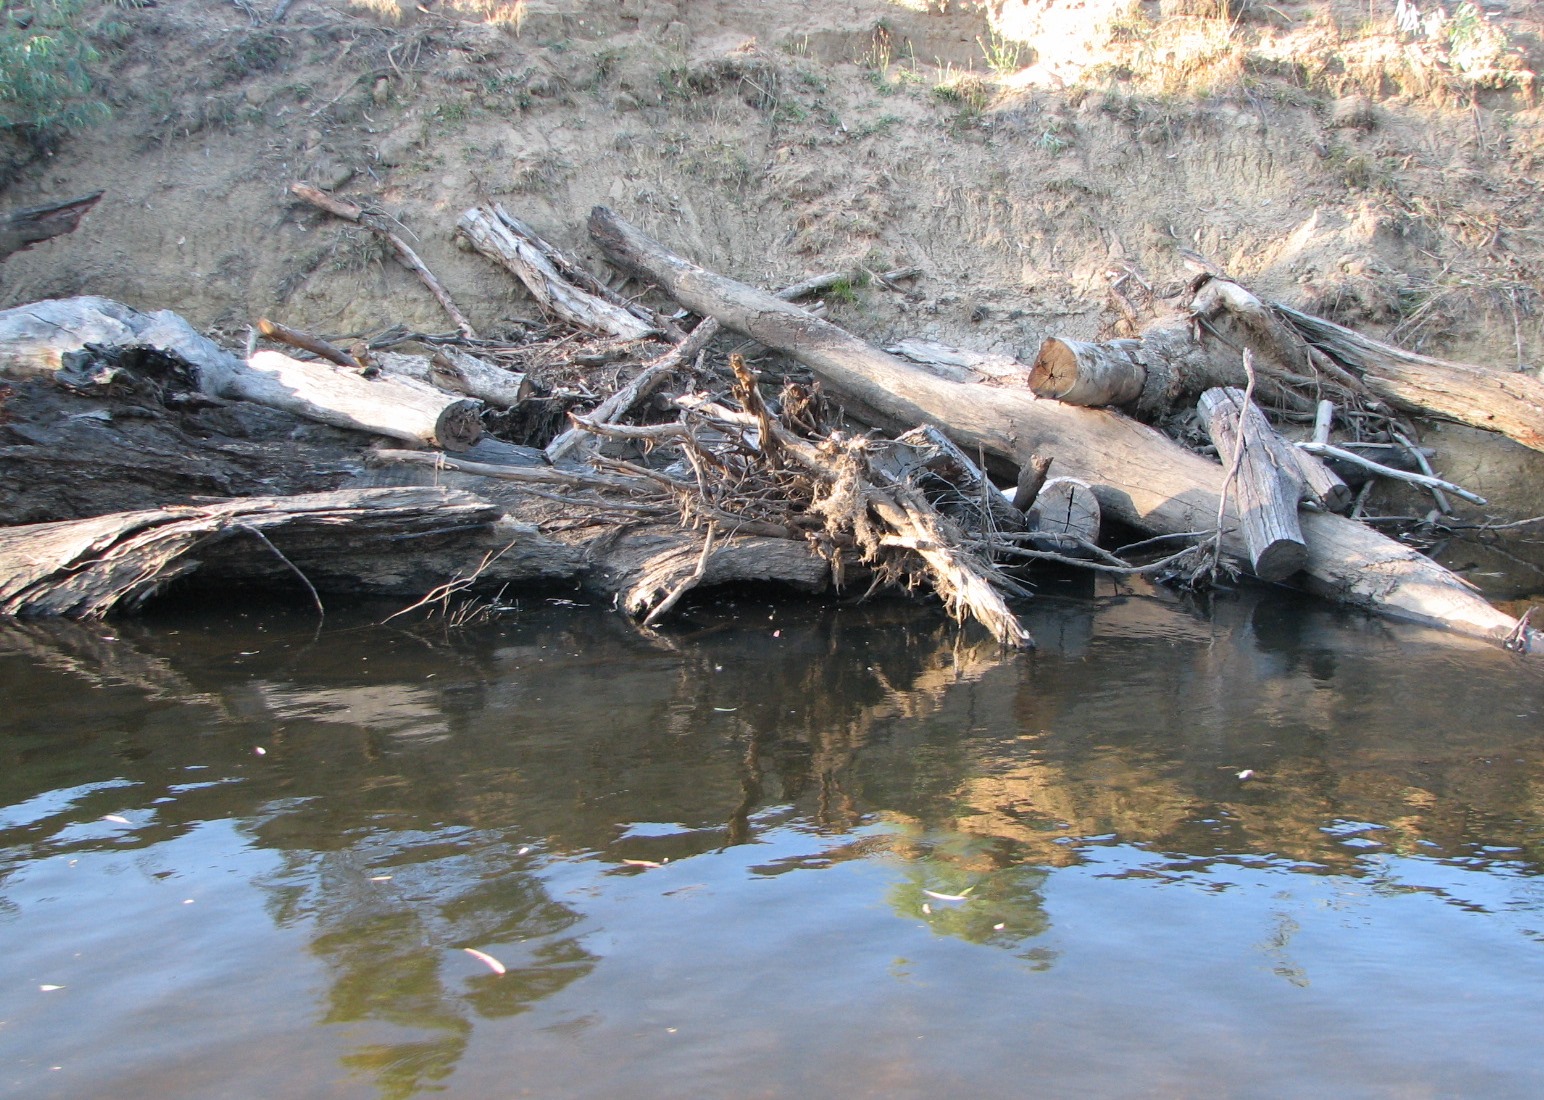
977, 28, 1027, 77
826, 277, 859, 306
0, 0, 110, 135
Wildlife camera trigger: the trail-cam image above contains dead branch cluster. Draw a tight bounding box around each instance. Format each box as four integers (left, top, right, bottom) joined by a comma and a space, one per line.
2, 186, 1540, 653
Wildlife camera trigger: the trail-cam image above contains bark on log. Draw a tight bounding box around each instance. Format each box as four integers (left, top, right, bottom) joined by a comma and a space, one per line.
0, 488, 505, 617
1026, 477, 1101, 551
1029, 278, 1329, 417
588, 205, 1535, 649
458, 205, 655, 340
0, 191, 103, 263
1272, 302, 1544, 455
1199, 387, 1308, 581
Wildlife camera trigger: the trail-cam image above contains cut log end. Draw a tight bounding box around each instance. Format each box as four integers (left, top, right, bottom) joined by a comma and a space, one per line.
1028, 339, 1080, 399
435, 399, 484, 451
1251, 536, 1309, 582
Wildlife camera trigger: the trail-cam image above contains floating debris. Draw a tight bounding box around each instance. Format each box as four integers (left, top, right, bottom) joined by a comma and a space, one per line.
463, 947, 507, 975
923, 888, 972, 902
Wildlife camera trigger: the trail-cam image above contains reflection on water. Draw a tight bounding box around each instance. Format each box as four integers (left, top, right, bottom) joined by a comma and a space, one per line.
2, 584, 1544, 1098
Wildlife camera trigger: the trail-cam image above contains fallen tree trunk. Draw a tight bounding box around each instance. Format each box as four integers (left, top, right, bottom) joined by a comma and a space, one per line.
1199, 386, 1307, 581
0, 488, 504, 617
0, 298, 482, 450
588, 205, 1535, 649
1272, 302, 1544, 455
458, 205, 656, 340
0, 191, 103, 263
242, 350, 483, 450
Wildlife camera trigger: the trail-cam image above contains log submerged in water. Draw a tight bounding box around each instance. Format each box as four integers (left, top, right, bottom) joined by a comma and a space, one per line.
587, 205, 1535, 650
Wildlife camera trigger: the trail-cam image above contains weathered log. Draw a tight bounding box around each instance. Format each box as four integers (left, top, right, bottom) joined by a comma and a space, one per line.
1026, 477, 1101, 554
0, 488, 505, 617
0, 191, 103, 263
0, 298, 481, 450
458, 205, 655, 340
370, 348, 532, 408
588, 205, 1536, 649
1272, 301, 1544, 455
1199, 387, 1307, 580
1029, 278, 1331, 417
241, 350, 482, 451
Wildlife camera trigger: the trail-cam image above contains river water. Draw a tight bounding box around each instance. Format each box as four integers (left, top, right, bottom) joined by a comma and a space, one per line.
3, 582, 1543, 1099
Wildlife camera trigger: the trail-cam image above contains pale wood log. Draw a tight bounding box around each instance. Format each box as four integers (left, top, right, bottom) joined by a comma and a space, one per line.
0, 298, 482, 450
370, 349, 531, 408
0, 191, 102, 262
1199, 387, 1308, 580
1029, 278, 1355, 416
458, 205, 655, 340
1273, 301, 1544, 455
1026, 477, 1101, 554
488, 205, 669, 336
241, 350, 482, 450
588, 205, 1535, 649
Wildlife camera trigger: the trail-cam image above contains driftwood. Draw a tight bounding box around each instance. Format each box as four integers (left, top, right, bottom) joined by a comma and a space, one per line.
243, 350, 482, 450
0, 191, 103, 263
258, 317, 360, 368
1199, 387, 1307, 580
0, 488, 502, 617
1272, 302, 1544, 455
1029, 278, 1338, 417
457, 204, 655, 340
290, 182, 478, 338
1028, 276, 1544, 458
0, 297, 482, 451
371, 348, 532, 409
1025, 477, 1101, 555
588, 205, 1535, 649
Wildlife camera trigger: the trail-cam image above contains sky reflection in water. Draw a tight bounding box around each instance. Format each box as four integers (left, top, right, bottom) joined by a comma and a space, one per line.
2, 584, 1543, 1098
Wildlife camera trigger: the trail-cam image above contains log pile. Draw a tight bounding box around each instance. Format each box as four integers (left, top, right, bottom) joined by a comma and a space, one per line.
0, 188, 1538, 655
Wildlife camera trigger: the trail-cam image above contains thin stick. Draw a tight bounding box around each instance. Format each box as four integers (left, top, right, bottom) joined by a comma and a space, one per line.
258, 317, 358, 367
1392, 429, 1453, 516
1295, 441, 1486, 505
1211, 349, 1257, 575
290, 181, 478, 339
240, 523, 323, 619
642, 526, 716, 628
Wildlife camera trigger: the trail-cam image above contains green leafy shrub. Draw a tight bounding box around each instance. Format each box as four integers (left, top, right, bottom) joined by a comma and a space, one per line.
0, 0, 109, 135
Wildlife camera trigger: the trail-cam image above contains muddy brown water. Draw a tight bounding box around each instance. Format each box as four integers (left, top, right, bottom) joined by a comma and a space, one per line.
3, 582, 1544, 1098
